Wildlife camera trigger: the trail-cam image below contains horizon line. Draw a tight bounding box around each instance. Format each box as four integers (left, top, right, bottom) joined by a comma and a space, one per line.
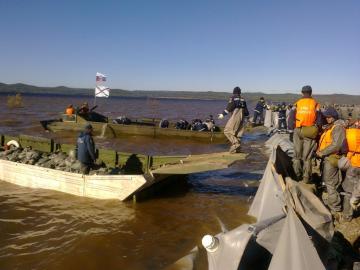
1, 81, 359, 96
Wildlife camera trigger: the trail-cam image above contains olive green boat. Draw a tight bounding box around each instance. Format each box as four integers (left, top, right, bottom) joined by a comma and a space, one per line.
0, 134, 246, 201
41, 111, 227, 143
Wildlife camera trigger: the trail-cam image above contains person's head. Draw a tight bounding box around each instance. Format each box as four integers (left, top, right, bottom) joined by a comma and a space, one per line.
68, 104, 73, 108
260, 97, 265, 102
84, 123, 93, 134
281, 102, 286, 106
82, 102, 89, 108
233, 86, 241, 95
323, 107, 339, 124
301, 85, 312, 97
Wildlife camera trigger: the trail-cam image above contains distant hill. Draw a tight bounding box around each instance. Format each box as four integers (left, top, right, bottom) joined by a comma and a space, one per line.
0, 82, 359, 104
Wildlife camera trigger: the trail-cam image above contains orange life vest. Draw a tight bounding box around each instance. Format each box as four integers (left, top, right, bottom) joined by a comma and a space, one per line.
318, 125, 336, 152
346, 128, 360, 167
295, 98, 319, 128
66, 107, 75, 115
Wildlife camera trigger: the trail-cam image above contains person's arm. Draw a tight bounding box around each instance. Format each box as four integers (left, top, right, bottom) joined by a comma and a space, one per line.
224, 98, 235, 115
254, 102, 264, 113
319, 125, 346, 156
243, 100, 249, 117
352, 181, 360, 198
287, 107, 296, 130
85, 136, 96, 161
218, 98, 234, 119
352, 171, 360, 199
350, 171, 360, 209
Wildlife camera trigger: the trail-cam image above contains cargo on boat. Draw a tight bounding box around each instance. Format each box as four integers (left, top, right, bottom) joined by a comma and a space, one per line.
40, 111, 227, 143
0, 134, 246, 201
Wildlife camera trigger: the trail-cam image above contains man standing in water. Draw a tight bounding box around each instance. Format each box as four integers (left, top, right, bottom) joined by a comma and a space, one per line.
218, 86, 249, 153
76, 123, 97, 174
291, 85, 321, 183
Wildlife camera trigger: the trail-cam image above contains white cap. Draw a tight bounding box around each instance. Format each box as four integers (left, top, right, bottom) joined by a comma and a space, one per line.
202, 235, 219, 252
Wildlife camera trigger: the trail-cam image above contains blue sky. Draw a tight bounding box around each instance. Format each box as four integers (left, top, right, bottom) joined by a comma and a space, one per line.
0, 0, 359, 94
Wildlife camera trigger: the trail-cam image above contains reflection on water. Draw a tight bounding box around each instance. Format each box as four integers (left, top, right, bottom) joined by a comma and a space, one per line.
0, 94, 266, 269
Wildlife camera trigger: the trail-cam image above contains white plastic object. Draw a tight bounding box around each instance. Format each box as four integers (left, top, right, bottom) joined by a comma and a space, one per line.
6, 140, 20, 148
202, 235, 219, 252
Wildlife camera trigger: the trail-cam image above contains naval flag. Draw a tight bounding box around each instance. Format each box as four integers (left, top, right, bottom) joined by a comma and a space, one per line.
95, 85, 110, 98
96, 72, 107, 82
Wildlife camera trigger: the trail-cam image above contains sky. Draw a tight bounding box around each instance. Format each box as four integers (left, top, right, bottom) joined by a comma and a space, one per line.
0, 0, 359, 94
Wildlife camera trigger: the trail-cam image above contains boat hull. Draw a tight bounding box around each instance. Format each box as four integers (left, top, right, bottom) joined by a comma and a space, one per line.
43, 119, 227, 143
0, 159, 148, 201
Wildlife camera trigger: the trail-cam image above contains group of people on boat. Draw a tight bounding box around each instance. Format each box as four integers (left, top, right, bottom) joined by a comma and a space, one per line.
163, 115, 216, 132
65, 102, 90, 116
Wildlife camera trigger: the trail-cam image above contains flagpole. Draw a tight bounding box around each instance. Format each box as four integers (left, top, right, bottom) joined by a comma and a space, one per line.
94, 76, 97, 106
94, 89, 97, 106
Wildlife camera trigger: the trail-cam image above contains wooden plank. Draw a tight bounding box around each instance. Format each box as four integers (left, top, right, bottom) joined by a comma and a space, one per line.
151, 152, 247, 174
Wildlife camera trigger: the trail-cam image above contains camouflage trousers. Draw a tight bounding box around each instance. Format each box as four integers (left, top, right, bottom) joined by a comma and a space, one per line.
224, 108, 245, 153
322, 157, 342, 212
292, 127, 317, 182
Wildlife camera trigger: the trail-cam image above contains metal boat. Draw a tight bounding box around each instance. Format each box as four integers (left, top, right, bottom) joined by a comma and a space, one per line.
40, 111, 227, 143
0, 134, 245, 201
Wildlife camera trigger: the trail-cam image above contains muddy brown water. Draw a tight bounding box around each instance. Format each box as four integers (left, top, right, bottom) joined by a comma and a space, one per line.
0, 94, 267, 269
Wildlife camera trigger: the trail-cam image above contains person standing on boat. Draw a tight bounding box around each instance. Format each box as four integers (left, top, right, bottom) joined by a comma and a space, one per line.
65, 104, 75, 115
76, 123, 97, 174
218, 86, 249, 153
78, 102, 90, 115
